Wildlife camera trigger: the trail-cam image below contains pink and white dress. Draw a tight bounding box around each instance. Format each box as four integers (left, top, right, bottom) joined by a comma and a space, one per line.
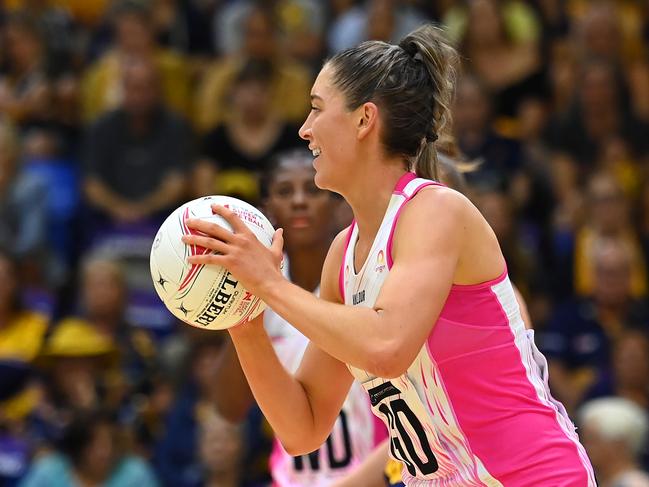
265, 263, 386, 487
339, 172, 596, 486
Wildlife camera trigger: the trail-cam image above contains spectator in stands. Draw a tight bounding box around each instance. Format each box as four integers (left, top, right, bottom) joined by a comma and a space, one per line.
0, 121, 51, 287
327, 0, 427, 55
0, 12, 52, 129
0, 248, 49, 429
450, 0, 544, 118
215, 0, 326, 66
81, 0, 190, 122
474, 187, 541, 299
82, 57, 190, 230
32, 320, 119, 446
65, 256, 158, 404
452, 75, 523, 190
546, 60, 649, 169
153, 336, 225, 487
587, 330, 649, 410
579, 397, 649, 487
572, 0, 649, 123
19, 410, 159, 487
193, 59, 303, 202
542, 238, 649, 414
196, 4, 311, 132
5, 0, 78, 76
198, 410, 245, 487
573, 172, 646, 299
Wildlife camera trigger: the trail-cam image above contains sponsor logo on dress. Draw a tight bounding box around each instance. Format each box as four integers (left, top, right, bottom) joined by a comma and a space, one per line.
375, 249, 386, 273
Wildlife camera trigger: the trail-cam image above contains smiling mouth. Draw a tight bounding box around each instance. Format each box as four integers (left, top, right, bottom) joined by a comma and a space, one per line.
311, 148, 321, 157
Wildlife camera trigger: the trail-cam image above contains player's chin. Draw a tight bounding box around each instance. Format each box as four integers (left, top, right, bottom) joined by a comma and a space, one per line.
313, 168, 335, 192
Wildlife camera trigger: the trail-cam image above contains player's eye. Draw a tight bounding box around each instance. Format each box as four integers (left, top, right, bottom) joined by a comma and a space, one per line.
275, 185, 293, 198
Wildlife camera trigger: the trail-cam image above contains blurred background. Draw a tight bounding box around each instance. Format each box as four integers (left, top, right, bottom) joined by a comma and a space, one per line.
0, 0, 648, 486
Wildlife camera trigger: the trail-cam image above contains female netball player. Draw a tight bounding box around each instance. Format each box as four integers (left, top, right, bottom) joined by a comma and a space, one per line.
213, 150, 385, 486
183, 24, 595, 486
331, 153, 535, 487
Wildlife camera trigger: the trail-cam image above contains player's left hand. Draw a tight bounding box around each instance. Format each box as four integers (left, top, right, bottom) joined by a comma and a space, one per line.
182, 204, 285, 297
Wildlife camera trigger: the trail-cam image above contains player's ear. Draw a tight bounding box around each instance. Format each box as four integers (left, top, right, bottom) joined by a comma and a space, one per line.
356, 102, 379, 141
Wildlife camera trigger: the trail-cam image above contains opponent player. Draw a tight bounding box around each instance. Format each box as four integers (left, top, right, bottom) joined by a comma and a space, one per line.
213, 149, 385, 486
183, 24, 595, 486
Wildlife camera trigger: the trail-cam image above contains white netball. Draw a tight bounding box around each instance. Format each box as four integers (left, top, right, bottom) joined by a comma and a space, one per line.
150, 195, 275, 330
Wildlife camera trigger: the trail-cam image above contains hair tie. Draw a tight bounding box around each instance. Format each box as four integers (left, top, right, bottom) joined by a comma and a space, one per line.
426, 133, 438, 143
399, 40, 418, 59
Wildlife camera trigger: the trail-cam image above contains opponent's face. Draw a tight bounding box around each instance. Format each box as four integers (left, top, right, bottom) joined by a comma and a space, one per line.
299, 66, 359, 192
266, 165, 336, 250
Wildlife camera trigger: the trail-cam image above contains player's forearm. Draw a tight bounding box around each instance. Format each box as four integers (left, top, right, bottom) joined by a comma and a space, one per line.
228, 318, 324, 453
259, 279, 401, 377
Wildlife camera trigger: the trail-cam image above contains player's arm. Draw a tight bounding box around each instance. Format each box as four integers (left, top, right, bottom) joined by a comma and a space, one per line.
247, 189, 466, 378
186, 191, 463, 378
184, 189, 495, 378
331, 439, 390, 487
227, 230, 355, 455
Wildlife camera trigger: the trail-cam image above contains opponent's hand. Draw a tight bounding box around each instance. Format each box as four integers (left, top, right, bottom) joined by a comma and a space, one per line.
181, 204, 284, 298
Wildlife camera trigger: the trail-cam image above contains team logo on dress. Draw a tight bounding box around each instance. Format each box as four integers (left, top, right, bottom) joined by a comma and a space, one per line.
375, 249, 386, 273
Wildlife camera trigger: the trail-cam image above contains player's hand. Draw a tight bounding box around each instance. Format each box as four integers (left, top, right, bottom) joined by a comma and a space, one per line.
182, 204, 285, 298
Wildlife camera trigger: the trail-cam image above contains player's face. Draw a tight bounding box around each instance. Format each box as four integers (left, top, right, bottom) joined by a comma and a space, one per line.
299, 66, 359, 192
266, 164, 335, 250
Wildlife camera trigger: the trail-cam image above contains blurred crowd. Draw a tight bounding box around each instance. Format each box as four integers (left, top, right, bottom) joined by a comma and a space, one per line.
0, 0, 649, 486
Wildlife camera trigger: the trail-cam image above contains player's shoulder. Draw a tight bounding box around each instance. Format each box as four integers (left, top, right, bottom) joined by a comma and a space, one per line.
329, 225, 353, 258
402, 184, 472, 225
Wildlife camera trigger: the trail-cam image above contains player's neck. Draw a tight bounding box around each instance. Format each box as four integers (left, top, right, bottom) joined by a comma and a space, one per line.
346, 160, 406, 244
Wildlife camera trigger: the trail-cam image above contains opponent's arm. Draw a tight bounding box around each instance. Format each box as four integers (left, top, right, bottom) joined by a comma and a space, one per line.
212, 336, 254, 422
331, 439, 390, 487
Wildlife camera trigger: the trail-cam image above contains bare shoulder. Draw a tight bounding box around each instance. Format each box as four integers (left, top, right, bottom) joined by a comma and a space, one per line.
329, 226, 353, 259
320, 226, 353, 303
394, 185, 505, 284
398, 185, 473, 233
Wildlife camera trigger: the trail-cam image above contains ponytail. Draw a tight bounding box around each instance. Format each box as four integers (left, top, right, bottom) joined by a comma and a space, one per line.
414, 139, 440, 181
399, 25, 457, 181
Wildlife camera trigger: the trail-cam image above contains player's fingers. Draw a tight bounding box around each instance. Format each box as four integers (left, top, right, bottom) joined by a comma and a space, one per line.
181, 234, 229, 254
185, 218, 233, 242
187, 253, 228, 266
211, 204, 249, 234
271, 228, 284, 263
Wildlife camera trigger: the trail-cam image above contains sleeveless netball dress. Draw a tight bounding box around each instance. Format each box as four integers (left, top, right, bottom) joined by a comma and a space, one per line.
339, 172, 596, 486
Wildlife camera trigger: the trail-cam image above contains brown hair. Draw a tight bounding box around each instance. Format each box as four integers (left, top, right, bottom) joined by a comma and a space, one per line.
327, 24, 458, 180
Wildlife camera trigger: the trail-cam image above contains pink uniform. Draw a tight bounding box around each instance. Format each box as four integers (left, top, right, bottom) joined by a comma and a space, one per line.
340, 172, 596, 486
265, 263, 386, 487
